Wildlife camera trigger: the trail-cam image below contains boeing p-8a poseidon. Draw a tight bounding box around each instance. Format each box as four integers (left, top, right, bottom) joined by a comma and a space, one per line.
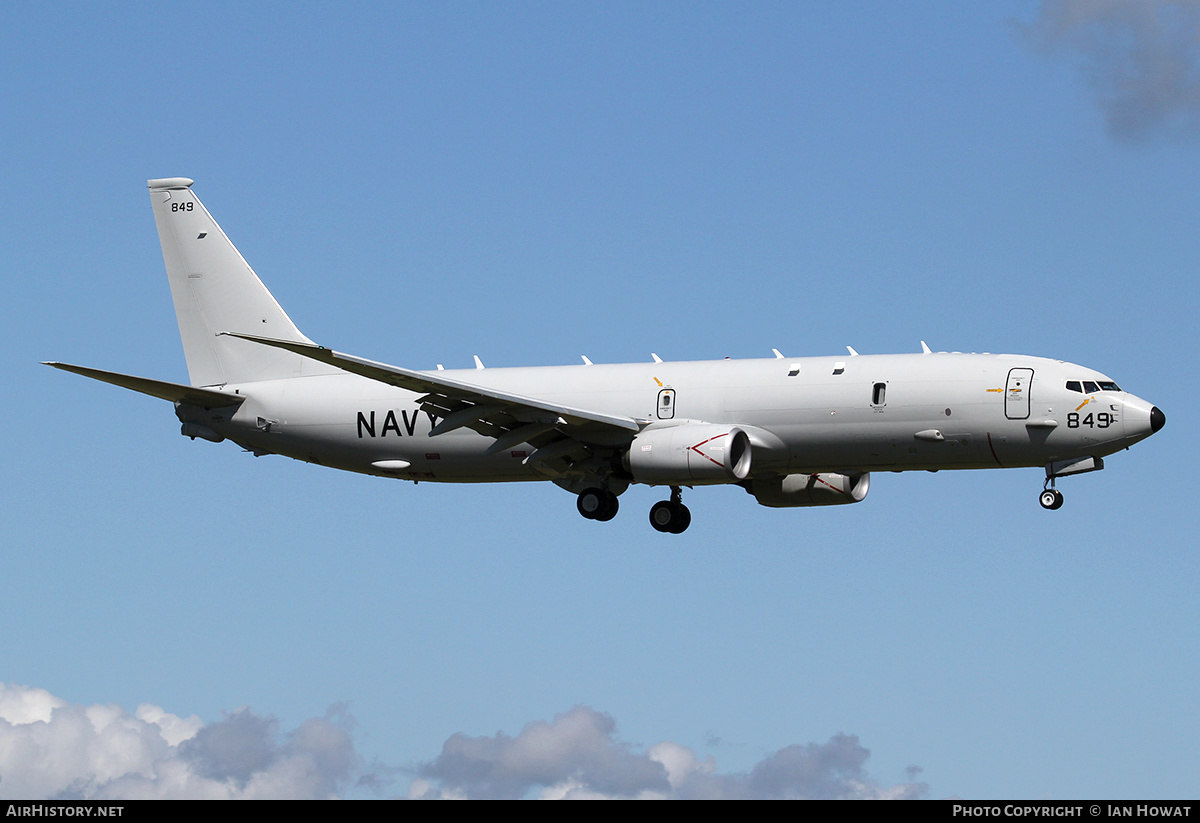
47, 178, 1165, 533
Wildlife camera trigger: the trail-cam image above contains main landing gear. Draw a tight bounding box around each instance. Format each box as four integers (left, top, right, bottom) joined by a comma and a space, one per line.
577, 487, 619, 521
576, 485, 692, 533
649, 486, 691, 534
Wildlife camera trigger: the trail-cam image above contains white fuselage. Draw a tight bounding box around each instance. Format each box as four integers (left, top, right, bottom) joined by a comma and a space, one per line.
212, 351, 1158, 484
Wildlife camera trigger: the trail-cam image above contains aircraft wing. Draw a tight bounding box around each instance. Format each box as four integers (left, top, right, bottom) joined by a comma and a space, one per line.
225, 334, 642, 451
44, 362, 246, 408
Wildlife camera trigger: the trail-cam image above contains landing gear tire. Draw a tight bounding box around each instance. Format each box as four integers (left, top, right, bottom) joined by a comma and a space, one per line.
672, 504, 691, 533
649, 500, 691, 534
578, 488, 618, 521
1039, 489, 1064, 510
594, 494, 619, 522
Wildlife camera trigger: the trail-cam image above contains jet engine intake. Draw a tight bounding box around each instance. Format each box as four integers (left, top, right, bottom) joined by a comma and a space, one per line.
747, 472, 870, 508
626, 424, 752, 485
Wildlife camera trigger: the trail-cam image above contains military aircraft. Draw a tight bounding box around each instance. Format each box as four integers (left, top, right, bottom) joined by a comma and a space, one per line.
46, 178, 1165, 533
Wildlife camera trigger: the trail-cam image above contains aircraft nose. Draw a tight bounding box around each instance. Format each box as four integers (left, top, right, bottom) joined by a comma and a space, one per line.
1120, 396, 1162, 442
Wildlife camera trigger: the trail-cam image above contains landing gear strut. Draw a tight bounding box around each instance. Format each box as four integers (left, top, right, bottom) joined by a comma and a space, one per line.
1039, 456, 1105, 510
577, 487, 619, 522
1039, 479, 1064, 510
649, 486, 691, 534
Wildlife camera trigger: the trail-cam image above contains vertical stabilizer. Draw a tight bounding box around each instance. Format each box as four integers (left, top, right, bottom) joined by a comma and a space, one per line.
148, 178, 329, 387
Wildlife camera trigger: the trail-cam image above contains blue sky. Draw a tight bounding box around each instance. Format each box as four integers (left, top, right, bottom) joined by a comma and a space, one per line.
2, 1, 1196, 799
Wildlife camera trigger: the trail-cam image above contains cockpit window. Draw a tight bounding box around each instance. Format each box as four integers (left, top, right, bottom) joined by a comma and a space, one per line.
1067, 379, 1121, 394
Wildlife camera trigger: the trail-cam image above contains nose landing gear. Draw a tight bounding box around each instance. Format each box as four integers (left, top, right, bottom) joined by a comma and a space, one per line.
1039, 456, 1104, 510
649, 486, 691, 533
1040, 469, 1065, 510
1039, 485, 1064, 510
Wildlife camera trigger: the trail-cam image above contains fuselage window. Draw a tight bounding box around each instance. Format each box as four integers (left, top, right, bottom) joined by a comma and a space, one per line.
1066, 381, 1082, 393
872, 382, 886, 406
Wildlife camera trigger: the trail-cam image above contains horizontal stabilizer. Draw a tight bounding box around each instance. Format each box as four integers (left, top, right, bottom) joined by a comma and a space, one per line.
44, 362, 246, 408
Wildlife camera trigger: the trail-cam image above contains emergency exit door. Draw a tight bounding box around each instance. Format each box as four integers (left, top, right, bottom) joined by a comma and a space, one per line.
1005, 368, 1033, 420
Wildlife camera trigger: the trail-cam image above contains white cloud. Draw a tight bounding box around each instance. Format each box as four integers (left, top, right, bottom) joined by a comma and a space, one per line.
0, 684, 361, 799
411, 705, 927, 800
2, 687, 927, 800
413, 705, 670, 799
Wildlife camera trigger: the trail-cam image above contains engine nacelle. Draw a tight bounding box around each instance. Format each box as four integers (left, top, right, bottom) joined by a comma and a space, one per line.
747, 472, 870, 508
626, 424, 752, 485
